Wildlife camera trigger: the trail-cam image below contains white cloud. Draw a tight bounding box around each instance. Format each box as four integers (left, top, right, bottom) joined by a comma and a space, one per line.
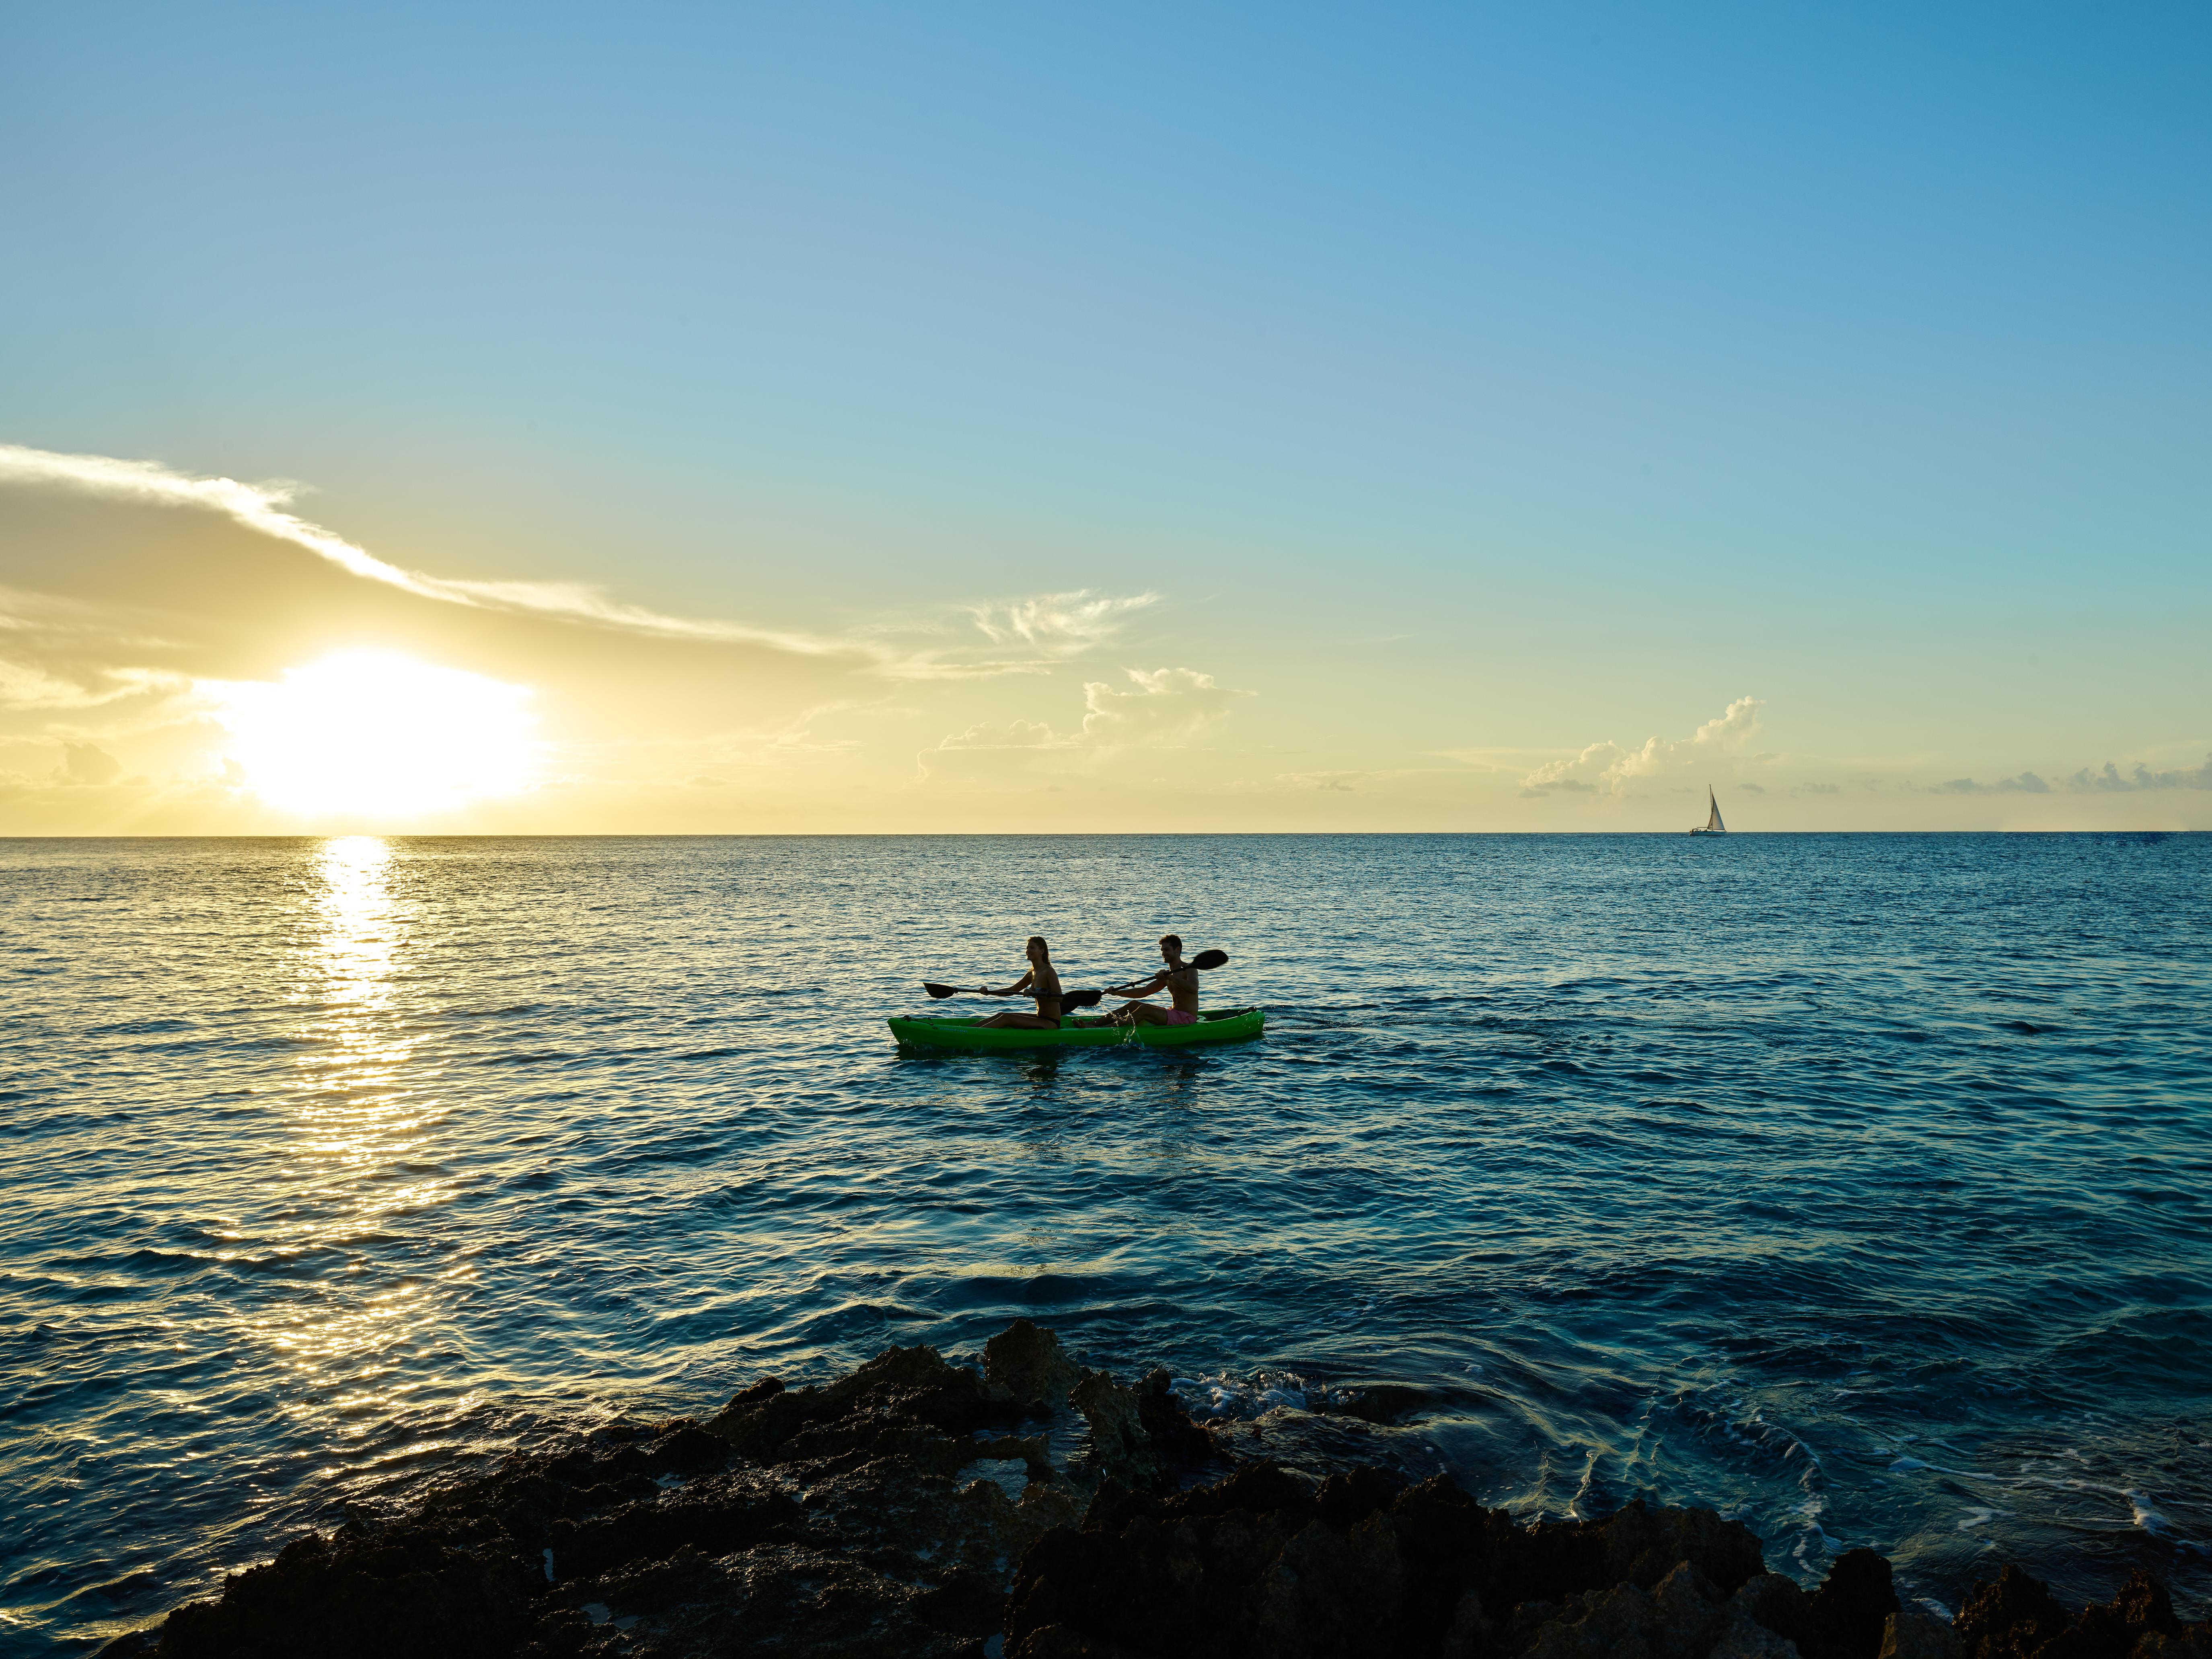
1079, 667, 1252, 746
1521, 696, 1768, 795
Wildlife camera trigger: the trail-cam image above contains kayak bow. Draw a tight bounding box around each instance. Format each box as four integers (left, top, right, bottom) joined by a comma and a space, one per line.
888, 1006, 1266, 1053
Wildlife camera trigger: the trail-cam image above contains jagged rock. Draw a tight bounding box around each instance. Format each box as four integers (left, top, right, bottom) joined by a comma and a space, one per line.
705, 1342, 1029, 1472
1808, 1548, 1903, 1659
986, 1318, 1082, 1409
1880, 1606, 1961, 1659
1067, 1365, 1216, 1488
1252, 1511, 1408, 1656
84, 1324, 2210, 1659
1958, 1566, 2078, 1659
1007, 1454, 1790, 1659
528, 1542, 989, 1659
154, 1520, 538, 1659
1600, 1506, 1769, 1597
1733, 1573, 1817, 1652
2052, 1571, 2185, 1659
1712, 1609, 1804, 1659
1519, 1560, 1729, 1659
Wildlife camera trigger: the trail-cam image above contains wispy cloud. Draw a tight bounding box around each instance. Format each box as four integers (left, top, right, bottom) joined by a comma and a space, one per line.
918, 666, 1254, 780
0, 443, 1150, 681
965, 591, 1159, 655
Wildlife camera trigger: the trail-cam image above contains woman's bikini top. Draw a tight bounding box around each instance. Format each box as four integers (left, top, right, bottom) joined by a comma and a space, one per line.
1030, 965, 1062, 1010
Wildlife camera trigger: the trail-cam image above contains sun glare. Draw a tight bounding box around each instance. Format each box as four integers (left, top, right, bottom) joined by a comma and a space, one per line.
211, 651, 537, 816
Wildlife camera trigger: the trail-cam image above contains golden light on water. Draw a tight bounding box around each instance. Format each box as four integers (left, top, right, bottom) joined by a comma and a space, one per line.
210, 651, 537, 817
258, 836, 472, 1429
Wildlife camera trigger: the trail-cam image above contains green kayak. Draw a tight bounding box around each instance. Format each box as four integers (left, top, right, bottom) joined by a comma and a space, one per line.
888, 1006, 1266, 1053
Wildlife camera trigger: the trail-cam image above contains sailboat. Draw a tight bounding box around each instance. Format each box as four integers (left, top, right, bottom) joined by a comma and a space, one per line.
1689, 786, 1726, 835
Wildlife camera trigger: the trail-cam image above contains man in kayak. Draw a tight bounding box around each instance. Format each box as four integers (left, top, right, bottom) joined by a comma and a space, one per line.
974, 935, 1066, 1029
1106, 934, 1202, 1027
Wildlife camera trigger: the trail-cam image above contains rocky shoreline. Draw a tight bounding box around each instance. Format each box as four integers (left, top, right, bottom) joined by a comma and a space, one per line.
100, 1322, 2208, 1659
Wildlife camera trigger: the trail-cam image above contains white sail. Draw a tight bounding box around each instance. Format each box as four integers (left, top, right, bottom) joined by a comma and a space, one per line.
1706, 788, 1725, 833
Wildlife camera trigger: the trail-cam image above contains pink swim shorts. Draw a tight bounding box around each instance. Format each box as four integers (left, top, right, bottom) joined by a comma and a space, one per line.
1158, 1009, 1198, 1026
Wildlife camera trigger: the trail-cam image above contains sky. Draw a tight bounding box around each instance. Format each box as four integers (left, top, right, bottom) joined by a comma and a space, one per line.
2, 0, 2207, 832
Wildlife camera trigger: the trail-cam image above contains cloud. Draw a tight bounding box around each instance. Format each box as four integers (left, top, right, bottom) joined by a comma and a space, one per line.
1797, 782, 1840, 795
56, 741, 121, 784
935, 719, 1066, 751
918, 666, 1254, 781
1521, 696, 1768, 795
2063, 755, 2212, 792
966, 591, 1158, 655
0, 443, 1149, 682
1079, 667, 1252, 746
1930, 772, 2052, 795
1738, 782, 1766, 794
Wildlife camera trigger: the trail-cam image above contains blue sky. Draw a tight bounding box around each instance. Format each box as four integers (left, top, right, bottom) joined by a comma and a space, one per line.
2, 2, 2207, 829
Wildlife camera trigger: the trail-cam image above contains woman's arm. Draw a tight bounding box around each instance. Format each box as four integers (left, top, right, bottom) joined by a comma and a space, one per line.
980, 969, 1035, 996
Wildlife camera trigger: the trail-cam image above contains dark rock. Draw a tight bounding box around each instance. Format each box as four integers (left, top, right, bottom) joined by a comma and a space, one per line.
1807, 1548, 1902, 1659
985, 1317, 1081, 1409
1067, 1365, 1217, 1489
643, 1422, 728, 1474
1880, 1606, 1961, 1659
88, 1323, 2204, 1659
1733, 1572, 1817, 1651
155, 1522, 537, 1659
1600, 1502, 1770, 1597
1006, 1457, 1777, 1659
1957, 1565, 2076, 1659
705, 1341, 1026, 1472
2044, 1571, 2185, 1659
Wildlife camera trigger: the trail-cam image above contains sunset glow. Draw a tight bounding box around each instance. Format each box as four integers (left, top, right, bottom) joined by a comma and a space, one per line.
208, 652, 536, 817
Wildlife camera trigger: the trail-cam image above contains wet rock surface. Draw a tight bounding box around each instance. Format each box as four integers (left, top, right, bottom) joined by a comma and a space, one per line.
99, 1322, 2212, 1659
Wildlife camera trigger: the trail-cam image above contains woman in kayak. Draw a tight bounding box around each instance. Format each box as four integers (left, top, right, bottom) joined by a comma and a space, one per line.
1107, 934, 1202, 1027
974, 935, 1066, 1029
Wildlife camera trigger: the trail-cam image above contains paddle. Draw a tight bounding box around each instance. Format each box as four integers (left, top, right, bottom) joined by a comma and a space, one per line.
922, 981, 1108, 1010
922, 951, 1225, 1008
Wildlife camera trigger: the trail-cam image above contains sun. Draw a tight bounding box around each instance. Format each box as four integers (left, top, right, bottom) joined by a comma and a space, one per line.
210, 651, 538, 816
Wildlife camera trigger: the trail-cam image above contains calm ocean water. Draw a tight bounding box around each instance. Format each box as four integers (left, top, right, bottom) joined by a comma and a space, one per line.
2, 834, 2208, 1651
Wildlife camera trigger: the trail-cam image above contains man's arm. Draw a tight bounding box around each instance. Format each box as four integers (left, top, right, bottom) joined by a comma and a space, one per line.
1105, 969, 1170, 999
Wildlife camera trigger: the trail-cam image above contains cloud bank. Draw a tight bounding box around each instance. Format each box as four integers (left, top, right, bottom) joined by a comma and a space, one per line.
1521, 696, 1768, 796
1932, 755, 2212, 795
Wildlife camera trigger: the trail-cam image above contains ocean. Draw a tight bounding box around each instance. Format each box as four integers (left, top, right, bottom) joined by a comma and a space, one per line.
2, 833, 2206, 1652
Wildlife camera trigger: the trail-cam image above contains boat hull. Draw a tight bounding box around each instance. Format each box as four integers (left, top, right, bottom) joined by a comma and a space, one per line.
888, 1006, 1265, 1053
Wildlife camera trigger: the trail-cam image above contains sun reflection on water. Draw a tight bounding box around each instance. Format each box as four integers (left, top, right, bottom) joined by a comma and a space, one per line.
261, 838, 476, 1439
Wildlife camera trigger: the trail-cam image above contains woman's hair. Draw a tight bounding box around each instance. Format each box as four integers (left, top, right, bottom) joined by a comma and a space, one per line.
1159, 934, 1183, 951
1028, 935, 1048, 952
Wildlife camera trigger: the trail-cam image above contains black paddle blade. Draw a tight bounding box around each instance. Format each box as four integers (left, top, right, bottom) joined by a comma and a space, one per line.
1060, 988, 1104, 1011
1192, 949, 1228, 971
922, 982, 966, 998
